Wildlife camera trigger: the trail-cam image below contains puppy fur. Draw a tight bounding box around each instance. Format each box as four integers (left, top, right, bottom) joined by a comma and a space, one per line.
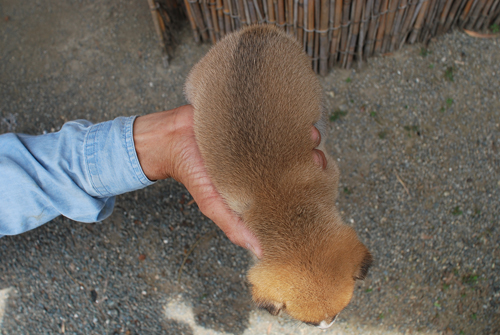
185, 25, 372, 326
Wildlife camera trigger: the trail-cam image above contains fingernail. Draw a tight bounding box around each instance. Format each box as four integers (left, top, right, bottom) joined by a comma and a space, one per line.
246, 243, 259, 258
313, 149, 327, 169
312, 127, 321, 146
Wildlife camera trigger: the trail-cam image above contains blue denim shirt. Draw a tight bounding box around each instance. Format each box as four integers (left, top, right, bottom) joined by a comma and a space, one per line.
0, 116, 155, 237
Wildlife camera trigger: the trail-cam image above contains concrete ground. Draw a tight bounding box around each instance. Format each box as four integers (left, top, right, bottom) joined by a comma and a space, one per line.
0, 1, 499, 334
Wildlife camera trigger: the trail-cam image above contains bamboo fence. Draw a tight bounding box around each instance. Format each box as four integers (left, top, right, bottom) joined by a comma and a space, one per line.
153, 0, 500, 74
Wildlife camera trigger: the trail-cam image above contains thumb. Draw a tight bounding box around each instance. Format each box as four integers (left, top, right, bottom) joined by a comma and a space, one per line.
194, 186, 263, 259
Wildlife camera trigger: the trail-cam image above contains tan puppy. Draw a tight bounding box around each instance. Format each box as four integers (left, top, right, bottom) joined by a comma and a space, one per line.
185, 25, 372, 328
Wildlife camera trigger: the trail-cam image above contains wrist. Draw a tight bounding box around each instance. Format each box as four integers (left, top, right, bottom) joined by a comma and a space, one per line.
133, 106, 194, 181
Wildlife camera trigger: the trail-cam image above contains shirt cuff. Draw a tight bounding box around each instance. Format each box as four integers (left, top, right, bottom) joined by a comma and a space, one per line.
84, 116, 155, 198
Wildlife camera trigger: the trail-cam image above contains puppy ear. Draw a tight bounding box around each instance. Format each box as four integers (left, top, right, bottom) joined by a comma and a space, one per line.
256, 301, 284, 316
354, 249, 373, 280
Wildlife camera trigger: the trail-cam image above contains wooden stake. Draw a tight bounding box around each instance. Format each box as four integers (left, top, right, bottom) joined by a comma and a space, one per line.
390, 0, 407, 51
147, 0, 168, 52
230, 0, 240, 29
278, 0, 286, 29
304, 0, 309, 47
486, 0, 500, 28
190, 0, 210, 41
307, 0, 315, 64
247, 0, 258, 24
382, 0, 400, 52
319, 0, 330, 75
374, 0, 388, 54
460, 0, 477, 27
408, 0, 429, 43
421, 0, 440, 42
236, 0, 248, 27
183, 0, 201, 42
267, 0, 277, 23
287, 0, 295, 33
209, 0, 221, 41
396, 0, 414, 49
222, 0, 233, 33
364, 0, 382, 56
216, 0, 226, 37
347, 0, 363, 68
443, 0, 467, 33
202, 0, 217, 43
475, 0, 496, 30
436, 0, 454, 35
466, 0, 487, 29
328, 0, 343, 66
310, 0, 318, 71
358, 0, 372, 64
253, 0, 265, 23
339, 0, 352, 64
298, 0, 305, 42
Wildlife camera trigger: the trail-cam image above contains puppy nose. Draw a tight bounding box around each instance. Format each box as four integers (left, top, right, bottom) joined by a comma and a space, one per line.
317, 314, 338, 329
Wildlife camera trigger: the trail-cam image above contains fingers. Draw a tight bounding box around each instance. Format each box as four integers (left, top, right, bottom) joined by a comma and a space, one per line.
311, 126, 327, 169
168, 107, 263, 258
311, 125, 321, 147
313, 149, 327, 169
194, 186, 263, 259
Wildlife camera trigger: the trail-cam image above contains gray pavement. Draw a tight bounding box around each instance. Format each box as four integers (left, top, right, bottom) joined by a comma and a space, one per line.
0, 1, 499, 334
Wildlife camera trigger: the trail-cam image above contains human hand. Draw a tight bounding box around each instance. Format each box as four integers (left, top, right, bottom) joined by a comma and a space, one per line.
133, 105, 326, 259
133, 105, 262, 258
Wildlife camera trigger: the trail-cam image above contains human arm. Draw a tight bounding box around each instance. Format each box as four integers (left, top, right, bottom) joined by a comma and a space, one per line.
0, 117, 154, 236
0, 106, 262, 258
133, 105, 262, 258
0, 104, 324, 257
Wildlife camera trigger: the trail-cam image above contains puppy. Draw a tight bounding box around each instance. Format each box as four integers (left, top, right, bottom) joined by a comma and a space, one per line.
185, 25, 372, 329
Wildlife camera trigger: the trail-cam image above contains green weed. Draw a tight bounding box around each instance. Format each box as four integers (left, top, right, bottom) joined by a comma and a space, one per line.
404, 125, 420, 137
420, 47, 431, 57
462, 274, 478, 285
445, 67, 455, 82
451, 206, 463, 216
329, 110, 348, 122
404, 125, 419, 132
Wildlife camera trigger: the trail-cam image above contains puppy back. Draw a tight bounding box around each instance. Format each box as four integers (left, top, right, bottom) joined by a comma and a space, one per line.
185, 25, 323, 203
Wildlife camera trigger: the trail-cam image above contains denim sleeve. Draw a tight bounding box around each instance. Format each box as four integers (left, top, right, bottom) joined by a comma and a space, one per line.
0, 116, 155, 237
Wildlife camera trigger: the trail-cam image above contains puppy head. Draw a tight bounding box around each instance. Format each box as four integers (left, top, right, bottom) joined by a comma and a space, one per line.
248, 226, 372, 328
